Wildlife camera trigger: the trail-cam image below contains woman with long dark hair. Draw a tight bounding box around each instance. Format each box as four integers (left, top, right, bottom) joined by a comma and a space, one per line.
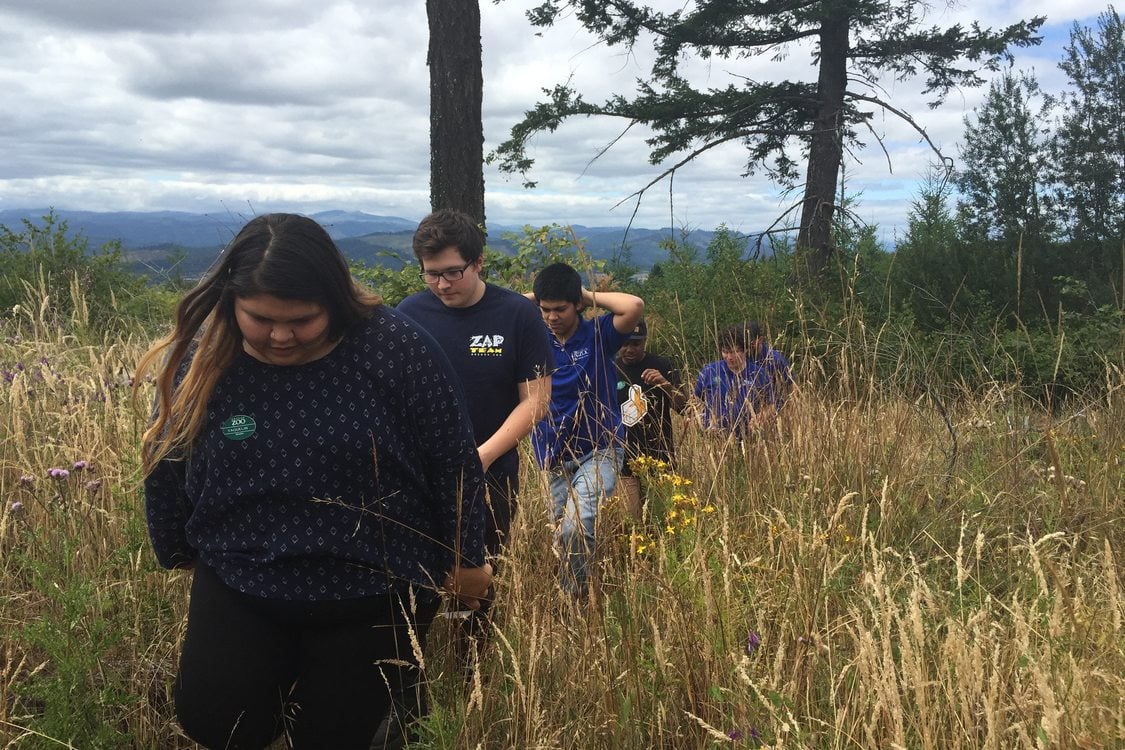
135, 213, 490, 749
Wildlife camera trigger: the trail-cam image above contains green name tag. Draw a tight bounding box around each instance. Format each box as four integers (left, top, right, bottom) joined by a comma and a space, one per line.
221, 414, 256, 440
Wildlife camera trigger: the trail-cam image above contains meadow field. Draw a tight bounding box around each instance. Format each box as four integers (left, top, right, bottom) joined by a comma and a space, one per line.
1, 297, 1122, 749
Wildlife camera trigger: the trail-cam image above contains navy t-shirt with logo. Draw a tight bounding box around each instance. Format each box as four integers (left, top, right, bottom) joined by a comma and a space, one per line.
397, 283, 553, 483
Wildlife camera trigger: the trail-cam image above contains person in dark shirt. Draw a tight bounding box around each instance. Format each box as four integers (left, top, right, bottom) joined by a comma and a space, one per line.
693, 321, 793, 438
384, 209, 552, 746
398, 209, 552, 568
615, 318, 686, 518
134, 213, 491, 750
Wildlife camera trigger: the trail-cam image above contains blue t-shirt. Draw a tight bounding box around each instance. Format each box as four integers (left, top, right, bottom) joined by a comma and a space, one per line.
397, 283, 553, 482
532, 313, 626, 467
694, 346, 792, 435
143, 308, 486, 601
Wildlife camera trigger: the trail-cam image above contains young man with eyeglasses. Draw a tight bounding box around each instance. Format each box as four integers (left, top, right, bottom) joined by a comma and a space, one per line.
379, 210, 552, 747
398, 210, 552, 618
399, 210, 553, 487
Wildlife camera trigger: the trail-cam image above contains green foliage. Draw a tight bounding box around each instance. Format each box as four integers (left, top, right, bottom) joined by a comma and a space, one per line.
956, 71, 1054, 243
350, 249, 426, 307
1052, 6, 1125, 246
1047, 6, 1125, 310
0, 210, 170, 335
15, 552, 133, 747
636, 226, 793, 368
998, 303, 1125, 399
892, 172, 1005, 329
496, 0, 1043, 269
488, 224, 604, 288
6, 475, 151, 748
352, 224, 604, 307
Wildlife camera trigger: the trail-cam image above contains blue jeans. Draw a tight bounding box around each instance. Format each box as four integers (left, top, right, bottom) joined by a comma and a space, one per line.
547, 446, 623, 596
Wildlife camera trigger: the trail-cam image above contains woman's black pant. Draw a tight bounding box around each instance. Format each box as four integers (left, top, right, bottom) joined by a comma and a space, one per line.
174, 563, 439, 750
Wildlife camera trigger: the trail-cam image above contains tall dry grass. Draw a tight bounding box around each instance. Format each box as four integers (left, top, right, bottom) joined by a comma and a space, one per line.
1, 286, 1122, 748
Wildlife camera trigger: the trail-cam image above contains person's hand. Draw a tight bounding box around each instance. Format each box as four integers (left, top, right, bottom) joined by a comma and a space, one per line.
641, 368, 671, 387
579, 286, 595, 312
443, 563, 493, 610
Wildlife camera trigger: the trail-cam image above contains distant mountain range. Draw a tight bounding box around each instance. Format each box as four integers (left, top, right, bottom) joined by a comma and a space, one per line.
0, 208, 757, 279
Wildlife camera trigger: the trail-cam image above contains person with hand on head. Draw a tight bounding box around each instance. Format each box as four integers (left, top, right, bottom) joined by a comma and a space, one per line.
134, 213, 490, 750
615, 318, 686, 519
693, 320, 793, 439
525, 262, 644, 598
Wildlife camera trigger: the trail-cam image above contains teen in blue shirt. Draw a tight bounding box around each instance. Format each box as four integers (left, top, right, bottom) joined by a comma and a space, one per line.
694, 321, 793, 437
526, 263, 644, 597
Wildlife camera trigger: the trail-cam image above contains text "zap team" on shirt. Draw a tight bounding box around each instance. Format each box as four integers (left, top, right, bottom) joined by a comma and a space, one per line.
469, 334, 505, 356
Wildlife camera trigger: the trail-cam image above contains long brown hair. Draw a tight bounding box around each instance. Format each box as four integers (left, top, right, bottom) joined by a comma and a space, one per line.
134, 213, 381, 474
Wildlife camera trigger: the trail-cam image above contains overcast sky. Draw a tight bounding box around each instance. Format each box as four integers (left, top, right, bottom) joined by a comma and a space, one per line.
0, 0, 1110, 242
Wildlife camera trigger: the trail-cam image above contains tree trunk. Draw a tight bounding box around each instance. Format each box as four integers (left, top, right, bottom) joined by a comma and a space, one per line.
796, 8, 849, 281
426, 0, 485, 225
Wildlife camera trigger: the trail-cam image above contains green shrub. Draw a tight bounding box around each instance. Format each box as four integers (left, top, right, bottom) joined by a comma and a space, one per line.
0, 210, 170, 336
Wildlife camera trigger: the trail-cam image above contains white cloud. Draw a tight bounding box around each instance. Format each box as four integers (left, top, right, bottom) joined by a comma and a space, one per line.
0, 0, 1111, 238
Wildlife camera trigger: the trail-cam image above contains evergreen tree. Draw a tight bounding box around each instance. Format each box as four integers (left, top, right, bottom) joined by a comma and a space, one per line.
956, 71, 1054, 244
892, 171, 1000, 330
1051, 6, 1125, 247
493, 0, 1043, 282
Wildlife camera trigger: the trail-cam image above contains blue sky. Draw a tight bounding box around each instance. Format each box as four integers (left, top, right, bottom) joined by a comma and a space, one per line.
0, 1, 1112, 241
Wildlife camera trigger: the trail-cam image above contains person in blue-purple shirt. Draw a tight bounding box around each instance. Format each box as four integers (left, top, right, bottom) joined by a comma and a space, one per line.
526, 263, 644, 598
694, 321, 793, 438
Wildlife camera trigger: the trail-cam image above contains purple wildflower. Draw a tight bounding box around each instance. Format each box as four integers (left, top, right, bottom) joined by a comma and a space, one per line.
19, 474, 34, 487
84, 479, 103, 493
9, 501, 23, 513
47, 467, 70, 480
746, 631, 762, 655
72, 460, 90, 471
728, 729, 744, 741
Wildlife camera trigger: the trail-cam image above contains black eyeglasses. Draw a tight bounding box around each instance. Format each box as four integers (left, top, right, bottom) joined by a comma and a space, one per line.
419, 260, 473, 284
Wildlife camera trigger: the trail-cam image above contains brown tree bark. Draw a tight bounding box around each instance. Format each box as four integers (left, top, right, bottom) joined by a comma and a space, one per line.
426, 0, 485, 225
796, 8, 849, 281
